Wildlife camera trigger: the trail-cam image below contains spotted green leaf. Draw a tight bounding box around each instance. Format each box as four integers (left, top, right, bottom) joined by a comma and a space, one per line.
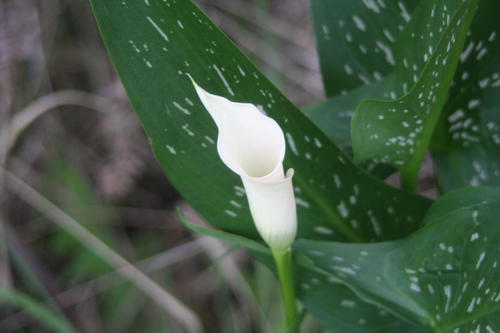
453, 311, 500, 333
296, 187, 500, 331
297, 267, 427, 333
432, 0, 500, 191
89, 1, 436, 330
310, 0, 417, 97
351, 0, 479, 186
302, 75, 395, 149
89, 0, 432, 246
302, 76, 398, 179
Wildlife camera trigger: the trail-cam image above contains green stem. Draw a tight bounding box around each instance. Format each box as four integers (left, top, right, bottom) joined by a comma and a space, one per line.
271, 248, 298, 332
400, 161, 419, 192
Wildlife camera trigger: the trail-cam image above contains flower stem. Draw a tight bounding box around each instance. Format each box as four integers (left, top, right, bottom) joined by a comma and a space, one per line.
271, 248, 298, 332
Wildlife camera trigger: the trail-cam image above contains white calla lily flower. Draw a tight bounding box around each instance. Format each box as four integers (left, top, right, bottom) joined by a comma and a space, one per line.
190, 77, 297, 250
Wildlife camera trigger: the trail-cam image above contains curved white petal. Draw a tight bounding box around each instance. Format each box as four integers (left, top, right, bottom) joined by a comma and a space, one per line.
190, 76, 296, 250
190, 76, 285, 181
242, 169, 297, 250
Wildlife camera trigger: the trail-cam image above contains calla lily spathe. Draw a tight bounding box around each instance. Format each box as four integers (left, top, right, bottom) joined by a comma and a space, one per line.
190, 76, 297, 251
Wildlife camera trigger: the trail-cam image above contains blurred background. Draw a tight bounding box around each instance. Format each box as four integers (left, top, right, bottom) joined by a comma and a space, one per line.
0, 0, 325, 332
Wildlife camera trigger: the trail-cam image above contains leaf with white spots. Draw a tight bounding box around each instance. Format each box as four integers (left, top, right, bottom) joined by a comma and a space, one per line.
310, 0, 417, 96
297, 267, 427, 333
89, 1, 447, 331
181, 207, 427, 333
351, 0, 479, 180
432, 0, 500, 191
452, 311, 500, 333
296, 187, 500, 331
302, 75, 398, 179
302, 74, 396, 149
90, 0, 432, 247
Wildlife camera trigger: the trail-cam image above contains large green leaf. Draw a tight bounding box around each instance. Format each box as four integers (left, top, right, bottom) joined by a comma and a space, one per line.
431, 0, 500, 191
90, 0, 432, 246
295, 187, 500, 331
90, 1, 437, 330
302, 75, 395, 149
453, 311, 500, 333
302, 76, 398, 180
297, 267, 426, 333
180, 209, 427, 332
310, 0, 418, 97
351, 0, 479, 183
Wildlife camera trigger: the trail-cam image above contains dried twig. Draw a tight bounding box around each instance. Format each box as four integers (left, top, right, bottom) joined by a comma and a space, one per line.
3, 169, 202, 333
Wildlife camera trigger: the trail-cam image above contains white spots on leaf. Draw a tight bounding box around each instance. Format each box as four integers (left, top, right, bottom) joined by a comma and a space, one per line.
286, 133, 298, 155
405, 268, 416, 274
237, 65, 246, 77
166, 145, 176, 154
367, 210, 382, 236
212, 64, 235, 96
128, 40, 141, 53
314, 137, 323, 148
362, 0, 380, 13
182, 123, 195, 136
341, 299, 357, 308
146, 16, 170, 42
322, 24, 330, 40
333, 174, 342, 188
229, 200, 242, 209
358, 74, 371, 84
448, 110, 464, 122
460, 41, 474, 63
295, 198, 311, 209
234, 185, 245, 197
376, 40, 396, 65
314, 226, 333, 235
476, 48, 487, 61
335, 266, 356, 275
398, 1, 411, 22
427, 284, 435, 294
352, 15, 366, 31
443, 285, 452, 313
337, 201, 349, 218
308, 250, 325, 256
383, 29, 395, 42
410, 283, 421, 292
476, 252, 486, 269
466, 298, 476, 313
177, 20, 184, 29
468, 99, 480, 109
479, 78, 490, 89
344, 64, 353, 75
204, 136, 215, 144
224, 209, 237, 218
488, 31, 497, 42
353, 185, 360, 195
173, 101, 191, 115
